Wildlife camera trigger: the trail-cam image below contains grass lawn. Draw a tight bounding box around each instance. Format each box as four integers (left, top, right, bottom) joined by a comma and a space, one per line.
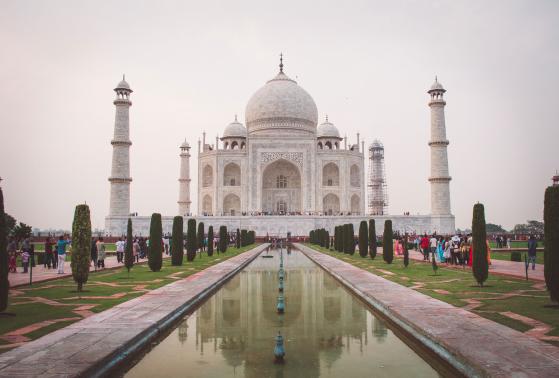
1, 244, 259, 353
305, 244, 559, 345
488, 241, 543, 249
491, 251, 544, 264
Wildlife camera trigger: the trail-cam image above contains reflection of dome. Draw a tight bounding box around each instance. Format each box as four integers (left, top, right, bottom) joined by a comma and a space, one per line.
223, 116, 247, 138
428, 77, 445, 92
245, 64, 318, 135
317, 116, 340, 138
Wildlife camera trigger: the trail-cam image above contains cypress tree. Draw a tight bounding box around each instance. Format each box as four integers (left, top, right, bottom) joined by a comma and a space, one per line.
544, 186, 559, 302
197, 222, 205, 252
383, 220, 394, 264
339, 225, 345, 252
403, 237, 409, 268
310, 230, 315, 244
431, 253, 438, 275
369, 219, 377, 259
207, 226, 214, 257
71, 204, 92, 292
124, 218, 134, 274
358, 220, 368, 258
324, 230, 330, 249
0, 187, 8, 312
472, 203, 488, 287
236, 228, 241, 248
171, 216, 184, 265
250, 231, 255, 244
186, 218, 197, 262
219, 226, 228, 253
148, 213, 163, 272
348, 224, 355, 255
241, 229, 248, 247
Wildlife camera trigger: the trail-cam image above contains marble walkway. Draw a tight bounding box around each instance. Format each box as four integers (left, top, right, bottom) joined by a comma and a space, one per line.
0, 244, 268, 378
297, 243, 559, 378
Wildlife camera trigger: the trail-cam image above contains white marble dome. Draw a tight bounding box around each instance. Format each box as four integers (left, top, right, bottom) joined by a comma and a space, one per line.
223, 116, 247, 138
245, 70, 318, 134
428, 77, 445, 92
317, 117, 340, 138
115, 78, 131, 91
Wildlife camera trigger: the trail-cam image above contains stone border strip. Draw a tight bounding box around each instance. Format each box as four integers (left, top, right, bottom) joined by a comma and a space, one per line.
296, 244, 559, 378
0, 244, 268, 378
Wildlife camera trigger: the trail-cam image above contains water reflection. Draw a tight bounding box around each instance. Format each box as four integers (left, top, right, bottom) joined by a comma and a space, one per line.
126, 249, 438, 378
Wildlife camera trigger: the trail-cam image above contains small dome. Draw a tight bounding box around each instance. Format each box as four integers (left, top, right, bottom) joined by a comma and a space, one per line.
428, 77, 445, 93
180, 140, 190, 149
370, 139, 384, 149
222, 116, 247, 138
317, 116, 340, 138
115, 76, 132, 92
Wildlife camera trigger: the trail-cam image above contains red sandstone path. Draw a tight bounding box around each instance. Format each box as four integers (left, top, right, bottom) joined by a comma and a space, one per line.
8, 255, 170, 288
407, 249, 545, 281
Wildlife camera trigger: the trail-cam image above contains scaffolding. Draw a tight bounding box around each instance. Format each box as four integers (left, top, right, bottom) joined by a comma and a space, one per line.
367, 140, 388, 215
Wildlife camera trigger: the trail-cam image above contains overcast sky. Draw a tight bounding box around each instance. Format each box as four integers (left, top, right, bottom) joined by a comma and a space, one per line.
1, 0, 558, 231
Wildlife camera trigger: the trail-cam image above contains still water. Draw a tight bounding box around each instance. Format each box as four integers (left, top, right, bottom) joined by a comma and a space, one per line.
125, 248, 440, 378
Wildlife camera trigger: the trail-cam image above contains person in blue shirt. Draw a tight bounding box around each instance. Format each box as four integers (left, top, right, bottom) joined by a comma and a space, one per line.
57, 235, 69, 274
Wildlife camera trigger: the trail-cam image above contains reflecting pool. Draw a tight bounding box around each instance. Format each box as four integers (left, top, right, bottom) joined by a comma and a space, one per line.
125, 248, 440, 377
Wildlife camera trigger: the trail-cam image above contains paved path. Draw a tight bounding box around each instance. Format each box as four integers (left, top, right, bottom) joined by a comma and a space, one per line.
407, 249, 545, 281
8, 255, 168, 288
0, 244, 268, 377
297, 244, 559, 378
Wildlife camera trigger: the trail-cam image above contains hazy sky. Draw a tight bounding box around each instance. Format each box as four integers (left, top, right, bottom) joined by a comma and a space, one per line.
1, 0, 558, 231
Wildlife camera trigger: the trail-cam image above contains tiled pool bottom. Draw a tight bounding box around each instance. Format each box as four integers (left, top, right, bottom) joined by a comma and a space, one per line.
125, 248, 440, 377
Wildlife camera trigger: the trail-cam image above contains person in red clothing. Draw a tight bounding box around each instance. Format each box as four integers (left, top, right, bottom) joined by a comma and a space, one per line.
420, 234, 430, 261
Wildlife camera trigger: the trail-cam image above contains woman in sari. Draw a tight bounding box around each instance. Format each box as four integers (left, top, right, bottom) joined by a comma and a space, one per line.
437, 238, 445, 263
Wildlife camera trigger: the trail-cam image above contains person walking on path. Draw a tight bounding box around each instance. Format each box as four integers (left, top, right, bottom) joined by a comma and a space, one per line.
91, 237, 98, 269
44, 237, 54, 269
429, 234, 438, 261
528, 235, 537, 270
56, 235, 69, 274
133, 239, 140, 263
96, 237, 106, 269
420, 235, 430, 261
21, 249, 30, 273
116, 238, 125, 263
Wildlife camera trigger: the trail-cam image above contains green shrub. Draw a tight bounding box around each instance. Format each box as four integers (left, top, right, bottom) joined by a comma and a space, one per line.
207, 226, 214, 257
510, 251, 522, 262
186, 218, 197, 261
0, 188, 8, 312
324, 230, 330, 249
368, 219, 377, 259
171, 216, 184, 265
236, 228, 241, 248
124, 218, 134, 273
544, 186, 559, 302
403, 237, 409, 268
71, 204, 92, 291
219, 226, 228, 253
472, 204, 488, 286
197, 222, 205, 251
358, 221, 368, 258
383, 220, 393, 264
148, 213, 163, 272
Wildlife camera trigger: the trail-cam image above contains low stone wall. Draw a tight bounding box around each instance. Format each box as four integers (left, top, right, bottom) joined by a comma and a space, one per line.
296, 243, 559, 377
0, 244, 268, 378
106, 214, 455, 237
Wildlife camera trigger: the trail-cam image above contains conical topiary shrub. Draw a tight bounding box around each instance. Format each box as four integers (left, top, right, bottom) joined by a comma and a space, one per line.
148, 213, 163, 272
358, 220, 368, 258
207, 226, 214, 257
186, 218, 197, 262
124, 218, 134, 274
369, 219, 377, 259
0, 187, 8, 312
197, 222, 205, 252
472, 203, 488, 286
219, 226, 228, 253
71, 204, 92, 292
171, 216, 184, 265
236, 228, 241, 249
383, 220, 393, 264
544, 186, 559, 302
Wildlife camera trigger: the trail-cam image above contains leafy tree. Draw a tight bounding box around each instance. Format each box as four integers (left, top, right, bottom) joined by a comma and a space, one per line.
171, 216, 184, 265
197, 222, 205, 252
4, 213, 15, 237
71, 204, 92, 292
514, 220, 545, 235
472, 203, 488, 286
0, 188, 9, 312
148, 213, 163, 272
383, 220, 393, 264
369, 219, 377, 259
207, 226, 214, 256
12, 222, 32, 242
219, 226, 228, 253
544, 186, 559, 302
236, 228, 241, 248
124, 218, 134, 274
486, 223, 507, 233
186, 218, 197, 262
358, 221, 368, 258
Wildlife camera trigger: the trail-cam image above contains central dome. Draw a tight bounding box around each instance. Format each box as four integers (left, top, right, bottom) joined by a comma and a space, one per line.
245, 68, 318, 136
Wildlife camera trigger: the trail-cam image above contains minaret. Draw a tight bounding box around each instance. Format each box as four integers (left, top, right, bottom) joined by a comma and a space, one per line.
108, 76, 133, 217
178, 140, 192, 216
428, 77, 452, 215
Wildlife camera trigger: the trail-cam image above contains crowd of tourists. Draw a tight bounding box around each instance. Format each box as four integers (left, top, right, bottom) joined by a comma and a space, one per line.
412, 234, 490, 266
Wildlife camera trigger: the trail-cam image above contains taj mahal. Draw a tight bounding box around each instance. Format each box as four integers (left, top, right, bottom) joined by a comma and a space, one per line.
105, 57, 455, 236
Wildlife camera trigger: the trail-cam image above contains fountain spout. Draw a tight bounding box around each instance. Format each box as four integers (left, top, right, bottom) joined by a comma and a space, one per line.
274, 331, 285, 363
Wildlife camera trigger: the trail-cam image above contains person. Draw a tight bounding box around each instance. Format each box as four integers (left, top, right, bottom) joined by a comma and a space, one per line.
56, 235, 69, 274
429, 234, 438, 261
394, 238, 402, 256
133, 239, 140, 263
163, 237, 170, 256
437, 237, 445, 263
21, 249, 30, 273
116, 238, 125, 263
527, 235, 537, 270
139, 238, 147, 259
91, 237, 98, 269
8, 250, 17, 273
420, 234, 430, 261
97, 237, 106, 268
44, 237, 54, 268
